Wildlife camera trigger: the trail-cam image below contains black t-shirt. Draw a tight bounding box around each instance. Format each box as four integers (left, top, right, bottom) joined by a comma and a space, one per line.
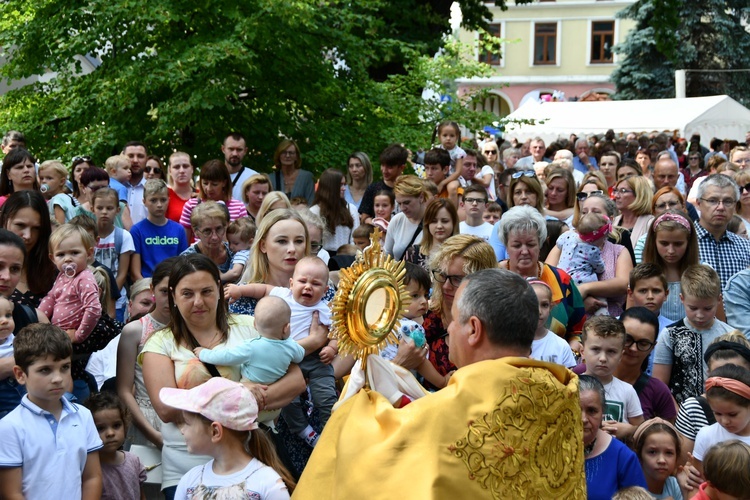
358, 181, 393, 219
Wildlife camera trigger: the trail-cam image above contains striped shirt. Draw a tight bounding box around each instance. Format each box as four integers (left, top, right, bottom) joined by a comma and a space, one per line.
179, 197, 248, 229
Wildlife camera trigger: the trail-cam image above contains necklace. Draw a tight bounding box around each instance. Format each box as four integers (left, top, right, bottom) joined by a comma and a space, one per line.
502, 260, 543, 278
584, 437, 597, 457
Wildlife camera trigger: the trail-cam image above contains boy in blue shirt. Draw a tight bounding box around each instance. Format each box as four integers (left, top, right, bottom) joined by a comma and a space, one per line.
0, 324, 103, 499
130, 179, 189, 280
104, 154, 131, 203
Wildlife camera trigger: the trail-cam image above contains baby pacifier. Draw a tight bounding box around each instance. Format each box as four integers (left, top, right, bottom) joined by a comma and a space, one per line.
62, 263, 77, 278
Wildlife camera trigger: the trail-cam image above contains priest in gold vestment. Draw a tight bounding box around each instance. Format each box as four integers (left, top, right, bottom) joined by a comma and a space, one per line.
294, 268, 586, 499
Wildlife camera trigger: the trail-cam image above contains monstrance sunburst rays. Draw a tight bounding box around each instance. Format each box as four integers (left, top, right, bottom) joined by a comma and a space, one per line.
329, 228, 410, 371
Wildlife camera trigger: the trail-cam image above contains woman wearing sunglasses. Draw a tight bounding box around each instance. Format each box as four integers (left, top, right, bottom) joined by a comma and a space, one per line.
613, 175, 653, 244
568, 173, 608, 229
488, 169, 547, 260
145, 155, 167, 181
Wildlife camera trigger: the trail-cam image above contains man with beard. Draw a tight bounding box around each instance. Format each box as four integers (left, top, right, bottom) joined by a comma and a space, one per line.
223, 133, 258, 201
123, 141, 149, 223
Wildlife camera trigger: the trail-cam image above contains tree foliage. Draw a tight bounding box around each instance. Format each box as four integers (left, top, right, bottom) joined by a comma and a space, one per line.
612, 0, 750, 107
0, 0, 526, 174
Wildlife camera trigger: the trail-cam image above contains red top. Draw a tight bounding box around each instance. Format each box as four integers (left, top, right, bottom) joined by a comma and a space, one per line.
167, 187, 193, 223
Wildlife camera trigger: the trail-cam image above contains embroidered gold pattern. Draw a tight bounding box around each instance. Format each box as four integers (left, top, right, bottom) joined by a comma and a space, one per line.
449, 367, 586, 499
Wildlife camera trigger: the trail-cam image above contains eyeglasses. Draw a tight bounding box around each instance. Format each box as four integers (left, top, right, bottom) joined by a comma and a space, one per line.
72, 155, 91, 165
613, 188, 635, 195
196, 226, 226, 239
281, 151, 297, 157
700, 197, 736, 207
576, 190, 603, 202
88, 184, 108, 192
624, 334, 656, 352
464, 197, 487, 205
689, 156, 700, 161
432, 270, 464, 287
739, 183, 750, 194
654, 200, 682, 211
145, 167, 162, 175
511, 170, 536, 179
484, 150, 498, 155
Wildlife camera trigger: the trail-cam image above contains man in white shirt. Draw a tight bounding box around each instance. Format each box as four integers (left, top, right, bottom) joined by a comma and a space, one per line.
222, 133, 258, 201
122, 141, 148, 224
458, 184, 493, 241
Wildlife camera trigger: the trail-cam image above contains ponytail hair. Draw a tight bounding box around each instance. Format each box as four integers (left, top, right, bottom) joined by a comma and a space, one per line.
246, 429, 296, 493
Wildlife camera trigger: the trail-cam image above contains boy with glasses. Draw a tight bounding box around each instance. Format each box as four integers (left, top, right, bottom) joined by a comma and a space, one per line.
459, 184, 492, 241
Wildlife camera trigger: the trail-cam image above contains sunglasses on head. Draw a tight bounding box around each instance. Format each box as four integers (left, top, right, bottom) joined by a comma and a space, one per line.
576, 190, 604, 202
511, 170, 536, 179
72, 155, 91, 165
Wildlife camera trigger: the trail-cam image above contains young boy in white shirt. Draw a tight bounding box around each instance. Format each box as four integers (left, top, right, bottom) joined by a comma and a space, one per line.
581, 316, 644, 439
528, 280, 576, 368
458, 184, 494, 242
0, 324, 103, 499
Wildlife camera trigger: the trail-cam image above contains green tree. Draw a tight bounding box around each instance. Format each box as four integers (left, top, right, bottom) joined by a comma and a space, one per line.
612, 0, 750, 107
0, 0, 522, 174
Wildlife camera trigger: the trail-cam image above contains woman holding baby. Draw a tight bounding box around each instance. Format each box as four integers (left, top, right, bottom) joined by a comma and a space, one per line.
142, 251, 327, 498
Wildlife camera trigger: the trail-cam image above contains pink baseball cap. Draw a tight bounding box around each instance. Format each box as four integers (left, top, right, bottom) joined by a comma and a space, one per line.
371, 217, 389, 232
160, 378, 259, 431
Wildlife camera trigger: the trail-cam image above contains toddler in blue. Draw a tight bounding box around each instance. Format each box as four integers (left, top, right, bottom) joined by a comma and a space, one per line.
194, 295, 304, 429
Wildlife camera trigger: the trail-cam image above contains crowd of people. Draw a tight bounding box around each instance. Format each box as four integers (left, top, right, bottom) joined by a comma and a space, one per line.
0, 125, 749, 499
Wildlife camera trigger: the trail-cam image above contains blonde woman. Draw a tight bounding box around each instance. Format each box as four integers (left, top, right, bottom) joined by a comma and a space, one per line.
385, 175, 428, 260
613, 175, 653, 243
242, 173, 271, 222
256, 191, 292, 226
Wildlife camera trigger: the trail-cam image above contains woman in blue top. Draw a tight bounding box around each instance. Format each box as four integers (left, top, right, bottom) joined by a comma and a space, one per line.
580, 374, 647, 499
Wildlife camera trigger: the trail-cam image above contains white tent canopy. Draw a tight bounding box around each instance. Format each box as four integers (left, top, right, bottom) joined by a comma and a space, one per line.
502, 95, 750, 144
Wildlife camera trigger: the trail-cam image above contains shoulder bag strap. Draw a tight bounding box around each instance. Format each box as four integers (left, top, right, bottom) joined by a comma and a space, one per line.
231, 165, 245, 188
696, 395, 716, 425
400, 222, 423, 261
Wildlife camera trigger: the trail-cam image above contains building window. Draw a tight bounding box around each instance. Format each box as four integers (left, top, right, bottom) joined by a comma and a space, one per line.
534, 23, 557, 65
478, 23, 502, 65
591, 21, 614, 63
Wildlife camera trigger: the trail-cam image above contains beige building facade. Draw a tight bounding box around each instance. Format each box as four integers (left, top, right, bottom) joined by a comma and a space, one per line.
457, 0, 637, 118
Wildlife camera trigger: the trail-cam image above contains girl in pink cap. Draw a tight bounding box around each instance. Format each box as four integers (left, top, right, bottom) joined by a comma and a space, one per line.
161, 377, 295, 499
